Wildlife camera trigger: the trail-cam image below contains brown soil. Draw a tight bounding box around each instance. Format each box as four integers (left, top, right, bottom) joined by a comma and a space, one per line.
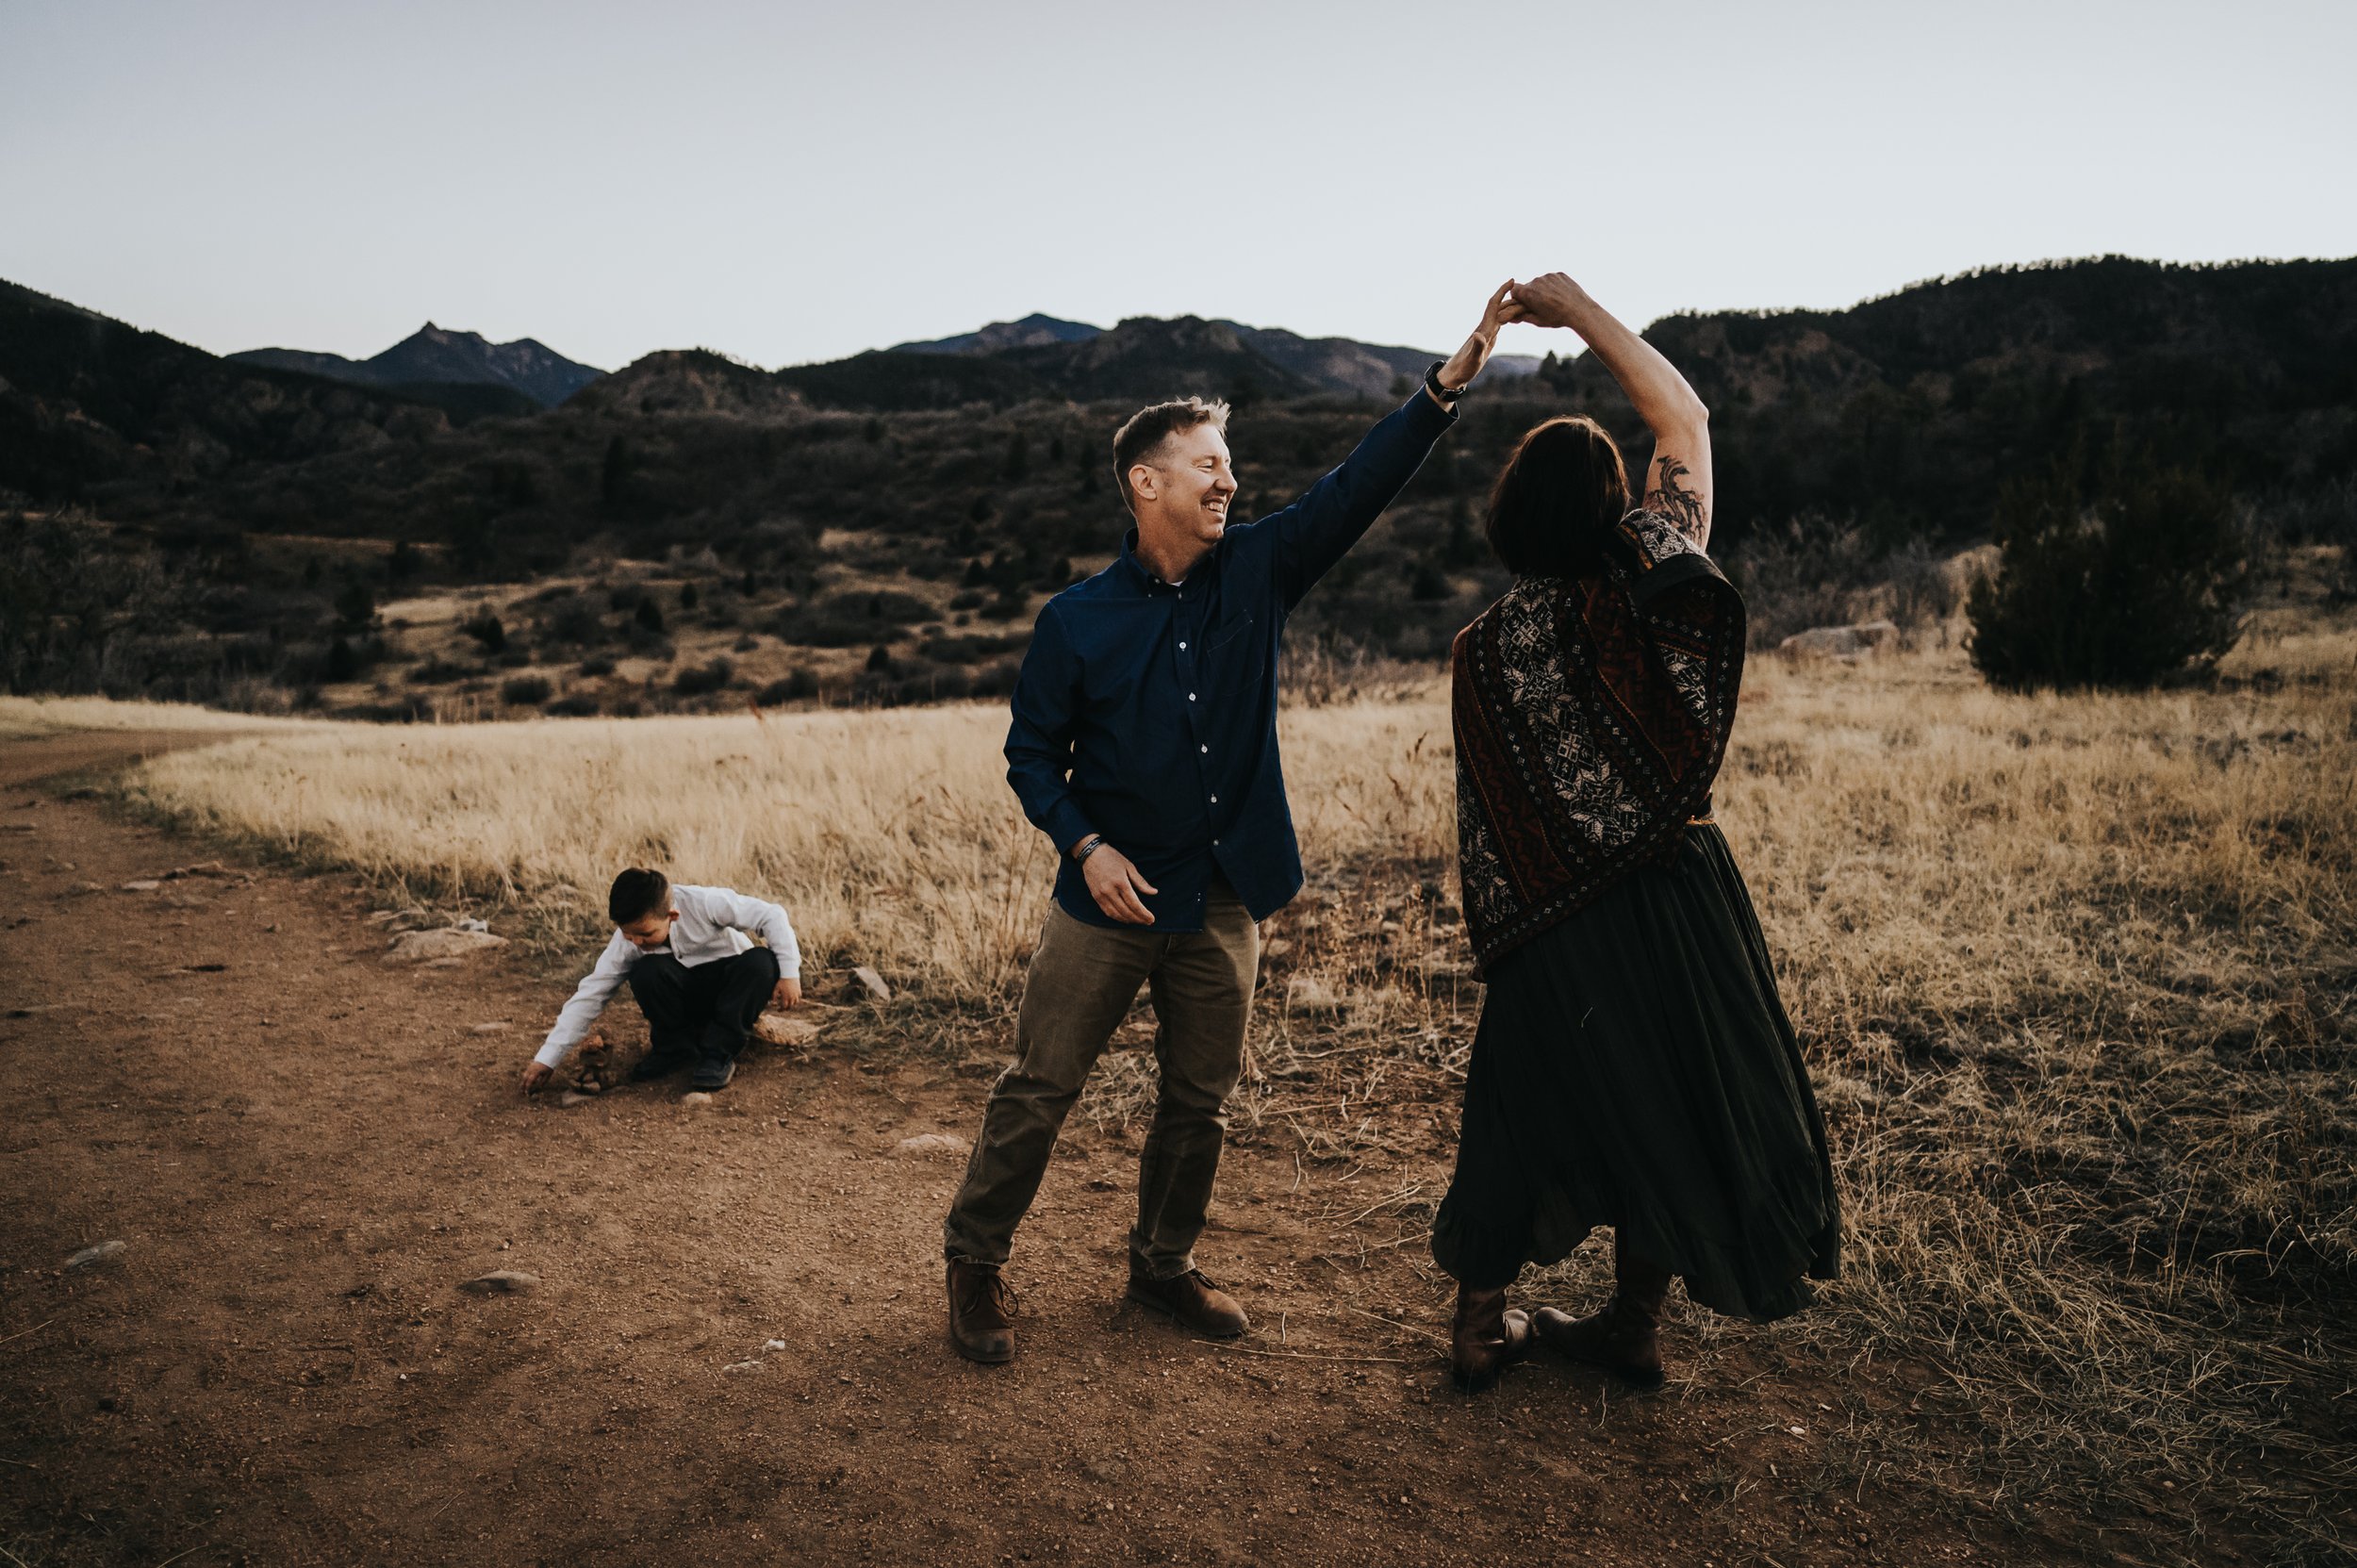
1, 732, 2098, 1567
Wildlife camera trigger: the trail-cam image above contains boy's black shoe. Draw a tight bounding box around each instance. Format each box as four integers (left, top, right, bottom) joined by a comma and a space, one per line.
689, 1055, 736, 1092
628, 1048, 693, 1082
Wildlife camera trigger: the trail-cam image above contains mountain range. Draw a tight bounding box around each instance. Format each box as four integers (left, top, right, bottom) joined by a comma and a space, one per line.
6, 254, 2353, 716
890, 311, 1542, 398
231, 323, 605, 408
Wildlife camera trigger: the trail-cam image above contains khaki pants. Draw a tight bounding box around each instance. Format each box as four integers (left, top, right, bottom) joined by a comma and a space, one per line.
943, 880, 1260, 1279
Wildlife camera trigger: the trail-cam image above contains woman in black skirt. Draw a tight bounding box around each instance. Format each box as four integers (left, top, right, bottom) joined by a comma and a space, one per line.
1435, 272, 1840, 1393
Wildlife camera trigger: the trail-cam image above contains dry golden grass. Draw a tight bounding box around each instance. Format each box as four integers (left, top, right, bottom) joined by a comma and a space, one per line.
27, 603, 2356, 1561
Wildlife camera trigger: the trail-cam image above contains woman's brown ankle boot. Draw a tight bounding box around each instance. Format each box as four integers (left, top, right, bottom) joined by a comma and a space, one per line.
1532, 1247, 1673, 1390
1449, 1283, 1534, 1394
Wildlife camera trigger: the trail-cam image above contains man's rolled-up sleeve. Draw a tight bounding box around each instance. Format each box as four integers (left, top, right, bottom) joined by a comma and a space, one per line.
1004, 601, 1096, 855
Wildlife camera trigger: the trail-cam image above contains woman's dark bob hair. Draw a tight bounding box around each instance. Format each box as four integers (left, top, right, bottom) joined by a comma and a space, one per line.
1484, 415, 1632, 577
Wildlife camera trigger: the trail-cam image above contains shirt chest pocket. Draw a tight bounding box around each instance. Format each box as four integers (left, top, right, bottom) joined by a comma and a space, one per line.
1201, 609, 1262, 685
1204, 609, 1257, 654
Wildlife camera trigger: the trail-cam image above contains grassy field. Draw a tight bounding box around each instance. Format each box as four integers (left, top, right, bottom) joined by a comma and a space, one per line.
9, 599, 2353, 1561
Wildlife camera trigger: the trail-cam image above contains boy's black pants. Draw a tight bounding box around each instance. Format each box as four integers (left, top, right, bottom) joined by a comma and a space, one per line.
627, 949, 780, 1065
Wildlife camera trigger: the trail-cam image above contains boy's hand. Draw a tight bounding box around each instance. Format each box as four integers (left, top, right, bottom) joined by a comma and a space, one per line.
520, 1061, 553, 1095
772, 976, 802, 1010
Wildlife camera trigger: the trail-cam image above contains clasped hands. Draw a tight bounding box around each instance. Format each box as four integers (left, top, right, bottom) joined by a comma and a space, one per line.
1433, 273, 1595, 394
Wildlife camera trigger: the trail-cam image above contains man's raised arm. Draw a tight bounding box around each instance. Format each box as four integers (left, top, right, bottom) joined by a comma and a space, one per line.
1265, 281, 1516, 609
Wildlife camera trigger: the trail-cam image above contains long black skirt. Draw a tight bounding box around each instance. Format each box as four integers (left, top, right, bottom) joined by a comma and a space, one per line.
1429, 823, 1840, 1322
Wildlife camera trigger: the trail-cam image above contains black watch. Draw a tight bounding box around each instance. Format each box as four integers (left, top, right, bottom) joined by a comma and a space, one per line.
1423, 359, 1465, 404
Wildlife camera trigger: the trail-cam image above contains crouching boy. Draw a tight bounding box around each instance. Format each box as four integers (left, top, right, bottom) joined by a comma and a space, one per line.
519, 867, 802, 1096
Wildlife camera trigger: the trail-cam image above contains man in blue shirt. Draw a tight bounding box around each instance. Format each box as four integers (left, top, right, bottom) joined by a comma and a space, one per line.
943, 284, 1524, 1363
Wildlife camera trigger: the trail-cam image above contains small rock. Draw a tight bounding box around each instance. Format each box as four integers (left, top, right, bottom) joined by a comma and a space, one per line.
722, 1359, 765, 1374
384, 927, 508, 965
457, 1269, 540, 1295
63, 881, 106, 896
763, 1339, 788, 1352
557, 1091, 590, 1107
895, 1133, 971, 1158
469, 1022, 510, 1034
681, 1092, 715, 1108
65, 1240, 126, 1270
164, 861, 231, 880
755, 1013, 822, 1048
453, 916, 489, 933
847, 966, 892, 1003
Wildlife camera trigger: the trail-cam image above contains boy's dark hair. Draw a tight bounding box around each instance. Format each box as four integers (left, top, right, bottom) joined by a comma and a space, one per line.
608, 867, 670, 926
1485, 415, 1632, 577
1113, 396, 1230, 513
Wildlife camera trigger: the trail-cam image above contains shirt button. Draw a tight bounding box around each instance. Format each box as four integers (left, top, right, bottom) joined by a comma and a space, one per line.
1199, 744, 1208, 753
1210, 794, 1218, 803
1178, 641, 1188, 650
1188, 692, 1196, 701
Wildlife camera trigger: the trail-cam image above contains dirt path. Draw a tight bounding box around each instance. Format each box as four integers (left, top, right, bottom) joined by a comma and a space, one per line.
1, 733, 2081, 1566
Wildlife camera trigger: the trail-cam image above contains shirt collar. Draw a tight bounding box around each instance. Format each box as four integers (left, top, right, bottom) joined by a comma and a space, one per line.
1118, 527, 1209, 595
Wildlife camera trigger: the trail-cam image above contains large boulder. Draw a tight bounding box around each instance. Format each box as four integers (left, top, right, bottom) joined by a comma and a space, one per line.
1777, 619, 1901, 660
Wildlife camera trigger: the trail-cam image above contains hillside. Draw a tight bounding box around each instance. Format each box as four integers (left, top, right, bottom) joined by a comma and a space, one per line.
4, 256, 2352, 720
0, 279, 477, 503
1545, 255, 2357, 536
232, 322, 605, 406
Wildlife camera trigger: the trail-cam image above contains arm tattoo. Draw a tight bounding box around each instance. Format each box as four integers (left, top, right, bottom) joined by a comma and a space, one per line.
1644, 455, 1706, 540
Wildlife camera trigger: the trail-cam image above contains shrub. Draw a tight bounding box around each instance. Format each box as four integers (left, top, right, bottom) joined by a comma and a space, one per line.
1968, 444, 2247, 691
577, 652, 616, 677
756, 668, 819, 705
673, 657, 733, 696
1721, 516, 1887, 650
501, 675, 553, 705
546, 693, 602, 717
459, 611, 506, 652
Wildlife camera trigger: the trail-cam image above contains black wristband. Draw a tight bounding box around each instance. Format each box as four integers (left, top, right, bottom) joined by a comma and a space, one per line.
1424, 359, 1464, 404
1073, 834, 1107, 864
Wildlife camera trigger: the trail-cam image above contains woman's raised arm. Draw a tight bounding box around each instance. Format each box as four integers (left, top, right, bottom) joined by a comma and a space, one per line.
1509, 272, 1713, 547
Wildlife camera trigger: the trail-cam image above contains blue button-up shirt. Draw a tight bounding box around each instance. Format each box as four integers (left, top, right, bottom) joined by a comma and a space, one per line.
1004, 389, 1458, 932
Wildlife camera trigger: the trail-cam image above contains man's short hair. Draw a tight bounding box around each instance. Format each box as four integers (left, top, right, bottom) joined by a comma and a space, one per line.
608, 867, 670, 926
1112, 397, 1230, 513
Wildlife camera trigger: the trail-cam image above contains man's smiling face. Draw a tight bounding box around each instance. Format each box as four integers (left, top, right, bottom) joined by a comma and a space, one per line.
1137, 421, 1237, 552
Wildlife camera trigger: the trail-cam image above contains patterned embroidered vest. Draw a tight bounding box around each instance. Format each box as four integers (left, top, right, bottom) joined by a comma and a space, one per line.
1450, 509, 1747, 974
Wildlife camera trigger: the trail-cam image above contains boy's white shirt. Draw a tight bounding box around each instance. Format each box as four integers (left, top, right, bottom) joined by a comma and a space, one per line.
535, 884, 802, 1068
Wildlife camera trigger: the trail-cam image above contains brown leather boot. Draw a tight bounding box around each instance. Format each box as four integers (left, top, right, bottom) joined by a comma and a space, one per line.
1532, 1244, 1673, 1390
1126, 1261, 1248, 1338
1449, 1283, 1534, 1394
946, 1259, 1017, 1364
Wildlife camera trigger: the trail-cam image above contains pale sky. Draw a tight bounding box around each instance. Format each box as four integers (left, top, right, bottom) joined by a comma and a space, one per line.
4, 0, 2350, 372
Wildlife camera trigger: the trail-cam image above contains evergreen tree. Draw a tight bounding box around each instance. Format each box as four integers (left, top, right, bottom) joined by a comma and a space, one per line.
1968, 439, 2246, 690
